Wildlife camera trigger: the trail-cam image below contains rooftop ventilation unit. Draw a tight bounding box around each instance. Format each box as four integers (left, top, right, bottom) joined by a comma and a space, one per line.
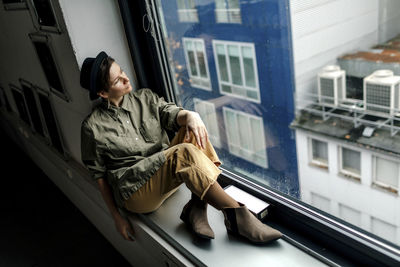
318, 65, 345, 106
363, 70, 400, 116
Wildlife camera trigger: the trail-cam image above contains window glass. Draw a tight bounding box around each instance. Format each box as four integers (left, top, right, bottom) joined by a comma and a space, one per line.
375, 157, 398, 189
155, 0, 400, 247
341, 147, 361, 176
311, 139, 328, 165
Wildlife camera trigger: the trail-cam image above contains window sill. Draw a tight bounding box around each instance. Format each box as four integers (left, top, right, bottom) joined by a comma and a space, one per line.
131, 185, 329, 267
371, 182, 398, 195
338, 171, 361, 183
308, 162, 329, 171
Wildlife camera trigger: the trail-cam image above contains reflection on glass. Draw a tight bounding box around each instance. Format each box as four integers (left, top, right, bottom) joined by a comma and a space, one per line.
156, 0, 400, 247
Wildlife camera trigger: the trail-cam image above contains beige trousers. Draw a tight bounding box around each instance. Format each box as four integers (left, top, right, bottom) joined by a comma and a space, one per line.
124, 127, 222, 213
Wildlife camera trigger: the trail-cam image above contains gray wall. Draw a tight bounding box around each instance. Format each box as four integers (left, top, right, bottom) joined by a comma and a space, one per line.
0, 0, 136, 165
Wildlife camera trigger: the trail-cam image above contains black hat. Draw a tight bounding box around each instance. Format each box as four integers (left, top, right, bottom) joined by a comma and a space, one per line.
80, 51, 108, 100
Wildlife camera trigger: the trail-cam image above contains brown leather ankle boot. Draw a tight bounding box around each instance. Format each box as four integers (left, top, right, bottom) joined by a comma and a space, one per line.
222, 203, 282, 244
180, 196, 215, 239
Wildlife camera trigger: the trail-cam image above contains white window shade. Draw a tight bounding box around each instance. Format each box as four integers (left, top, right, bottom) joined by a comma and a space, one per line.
375, 156, 399, 189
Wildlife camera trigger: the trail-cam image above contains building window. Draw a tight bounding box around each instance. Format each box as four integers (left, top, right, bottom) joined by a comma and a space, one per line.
309, 138, 328, 169
176, 0, 198, 22
20, 79, 45, 137
215, 0, 241, 24
223, 107, 267, 168
339, 203, 362, 228
194, 98, 221, 148
371, 217, 397, 245
311, 192, 330, 213
213, 40, 260, 102
37, 89, 66, 157
183, 38, 211, 90
28, 0, 62, 33
10, 84, 30, 126
373, 156, 399, 194
339, 146, 361, 180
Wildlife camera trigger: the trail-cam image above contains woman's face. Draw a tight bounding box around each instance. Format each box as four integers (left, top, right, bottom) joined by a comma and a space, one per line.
103, 61, 132, 101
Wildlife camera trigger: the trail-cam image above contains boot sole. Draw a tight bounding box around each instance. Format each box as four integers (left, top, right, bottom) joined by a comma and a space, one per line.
226, 229, 282, 245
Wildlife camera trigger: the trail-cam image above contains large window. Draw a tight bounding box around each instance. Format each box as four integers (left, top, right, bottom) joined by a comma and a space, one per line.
182, 38, 211, 90
223, 107, 267, 168
309, 138, 328, 169
339, 146, 361, 179
373, 156, 399, 193
213, 40, 260, 102
150, 0, 400, 257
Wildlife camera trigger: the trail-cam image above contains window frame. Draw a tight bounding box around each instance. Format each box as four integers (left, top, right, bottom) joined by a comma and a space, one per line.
9, 83, 30, 126
212, 40, 261, 103
27, 0, 63, 34
35, 85, 68, 159
222, 106, 268, 168
308, 137, 329, 170
28, 32, 70, 102
338, 145, 362, 181
372, 154, 399, 194
118, 0, 400, 265
182, 38, 211, 91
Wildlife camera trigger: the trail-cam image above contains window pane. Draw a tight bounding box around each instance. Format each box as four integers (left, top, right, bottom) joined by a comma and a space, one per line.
187, 50, 198, 76
228, 45, 242, 85
342, 147, 360, 174
242, 46, 255, 88
375, 157, 398, 188
216, 45, 229, 82
197, 51, 207, 78
312, 139, 328, 163
156, 0, 400, 248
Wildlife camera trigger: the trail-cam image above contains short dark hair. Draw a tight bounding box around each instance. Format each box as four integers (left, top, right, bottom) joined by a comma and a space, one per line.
97, 56, 115, 93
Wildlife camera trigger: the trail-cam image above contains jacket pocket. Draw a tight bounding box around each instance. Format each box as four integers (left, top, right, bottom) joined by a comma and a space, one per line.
139, 117, 162, 143
106, 136, 135, 157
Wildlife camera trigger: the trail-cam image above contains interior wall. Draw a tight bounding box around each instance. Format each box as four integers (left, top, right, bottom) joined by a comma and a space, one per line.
0, 0, 136, 165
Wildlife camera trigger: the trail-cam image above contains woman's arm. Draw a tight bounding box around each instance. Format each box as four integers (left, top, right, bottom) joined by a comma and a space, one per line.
97, 178, 134, 241
176, 110, 209, 149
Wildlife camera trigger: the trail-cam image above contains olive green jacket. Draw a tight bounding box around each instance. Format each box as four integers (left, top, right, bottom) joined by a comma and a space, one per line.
81, 88, 183, 208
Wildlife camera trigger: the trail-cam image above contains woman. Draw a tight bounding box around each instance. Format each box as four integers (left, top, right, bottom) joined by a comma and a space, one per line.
80, 51, 282, 244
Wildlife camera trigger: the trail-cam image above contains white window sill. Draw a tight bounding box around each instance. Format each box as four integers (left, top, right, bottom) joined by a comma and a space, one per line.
127, 185, 327, 267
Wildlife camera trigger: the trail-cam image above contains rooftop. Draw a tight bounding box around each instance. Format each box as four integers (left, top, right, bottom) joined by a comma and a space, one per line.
291, 106, 400, 158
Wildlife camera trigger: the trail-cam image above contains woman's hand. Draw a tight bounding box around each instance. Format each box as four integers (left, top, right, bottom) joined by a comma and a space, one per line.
182, 111, 209, 149
114, 214, 135, 241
